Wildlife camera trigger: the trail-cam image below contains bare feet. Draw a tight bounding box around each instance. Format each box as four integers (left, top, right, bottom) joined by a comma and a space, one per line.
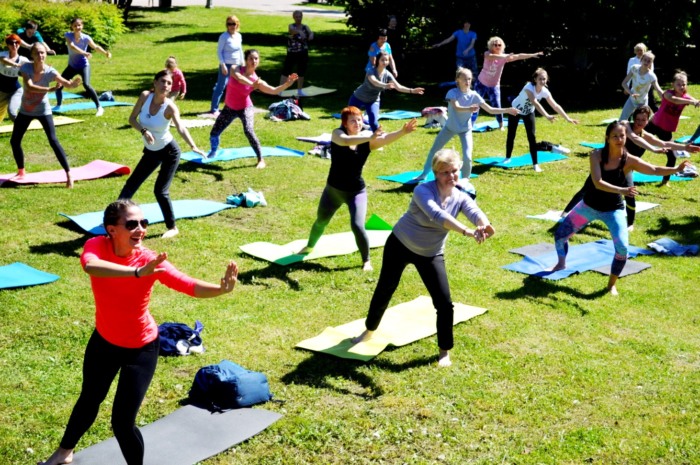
39, 447, 74, 465
608, 285, 619, 296
66, 173, 74, 189
362, 260, 373, 272
162, 227, 179, 239
352, 329, 374, 344
13, 168, 26, 180
298, 246, 313, 255
256, 159, 266, 169
533, 164, 543, 173
438, 350, 452, 367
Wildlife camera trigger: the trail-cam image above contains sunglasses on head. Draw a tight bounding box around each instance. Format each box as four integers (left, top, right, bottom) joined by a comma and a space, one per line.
123, 219, 149, 230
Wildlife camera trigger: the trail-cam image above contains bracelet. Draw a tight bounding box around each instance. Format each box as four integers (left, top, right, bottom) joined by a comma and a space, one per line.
140, 128, 148, 135
134, 267, 141, 278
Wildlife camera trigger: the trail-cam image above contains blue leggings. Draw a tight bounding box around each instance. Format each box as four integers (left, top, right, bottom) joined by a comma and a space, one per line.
365, 233, 454, 350
555, 201, 628, 276
348, 94, 380, 132
473, 80, 502, 125
10, 112, 71, 172
210, 64, 235, 113
119, 141, 181, 229
56, 65, 100, 108
421, 126, 473, 178
307, 184, 369, 262
60, 330, 159, 465
209, 105, 261, 159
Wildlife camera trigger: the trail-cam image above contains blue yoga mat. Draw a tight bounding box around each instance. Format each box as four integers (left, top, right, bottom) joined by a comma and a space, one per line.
472, 119, 522, 133
675, 135, 700, 143
0, 262, 59, 289
331, 110, 420, 120
181, 146, 303, 164
647, 237, 699, 256
475, 152, 567, 168
52, 101, 133, 113
377, 170, 477, 184
48, 91, 83, 100
60, 199, 234, 235
580, 141, 604, 149
632, 172, 692, 183
502, 239, 655, 280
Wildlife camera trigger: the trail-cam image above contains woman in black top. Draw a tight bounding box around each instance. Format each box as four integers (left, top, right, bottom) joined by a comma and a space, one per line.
552, 121, 694, 295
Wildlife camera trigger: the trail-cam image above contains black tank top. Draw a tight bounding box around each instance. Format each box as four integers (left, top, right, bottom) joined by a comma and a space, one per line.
625, 134, 646, 157
583, 152, 628, 212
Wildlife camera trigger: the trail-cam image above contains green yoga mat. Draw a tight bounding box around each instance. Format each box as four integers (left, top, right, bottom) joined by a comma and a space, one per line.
296, 295, 488, 361
239, 214, 393, 266
71, 405, 281, 465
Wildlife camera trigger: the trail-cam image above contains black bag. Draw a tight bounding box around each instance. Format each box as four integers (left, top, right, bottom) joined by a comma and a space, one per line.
188, 360, 273, 412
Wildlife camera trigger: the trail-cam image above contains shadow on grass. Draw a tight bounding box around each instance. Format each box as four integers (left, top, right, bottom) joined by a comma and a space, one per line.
647, 214, 700, 244
496, 275, 609, 306
280, 351, 434, 398
236, 261, 355, 291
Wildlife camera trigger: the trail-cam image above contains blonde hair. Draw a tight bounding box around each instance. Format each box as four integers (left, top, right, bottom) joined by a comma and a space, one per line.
432, 149, 462, 173
672, 70, 688, 85
165, 56, 177, 70
455, 66, 472, 81
226, 15, 240, 26
641, 51, 655, 62
634, 43, 647, 53
487, 36, 505, 51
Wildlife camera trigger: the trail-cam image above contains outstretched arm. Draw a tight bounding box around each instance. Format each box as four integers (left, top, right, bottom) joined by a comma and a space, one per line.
369, 118, 417, 150
627, 156, 694, 177
83, 252, 168, 278
507, 51, 543, 62
193, 260, 239, 298
433, 34, 455, 48
87, 37, 111, 58
167, 102, 205, 155
479, 102, 519, 116
545, 95, 578, 124
253, 73, 298, 95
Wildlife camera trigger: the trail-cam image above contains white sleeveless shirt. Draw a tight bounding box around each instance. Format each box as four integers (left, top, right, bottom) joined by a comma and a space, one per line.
140, 93, 174, 151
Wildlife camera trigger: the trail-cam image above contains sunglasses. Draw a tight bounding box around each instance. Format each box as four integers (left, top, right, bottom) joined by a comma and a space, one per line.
227, 22, 239, 26
123, 219, 149, 230
6, 41, 19, 45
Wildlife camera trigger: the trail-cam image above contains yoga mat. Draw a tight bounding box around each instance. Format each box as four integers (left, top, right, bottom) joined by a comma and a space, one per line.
377, 170, 476, 184
580, 141, 604, 149
296, 295, 487, 361
632, 172, 693, 183
60, 199, 234, 235
647, 238, 699, 256
71, 405, 282, 465
331, 110, 421, 120
173, 119, 215, 129
503, 239, 654, 280
527, 202, 659, 222
0, 116, 82, 135
472, 119, 522, 133
239, 214, 393, 266
0, 159, 130, 187
52, 101, 133, 113
675, 135, 700, 144
181, 146, 303, 164
475, 152, 567, 168
48, 91, 83, 100
296, 133, 332, 145
279, 86, 336, 97
0, 262, 59, 289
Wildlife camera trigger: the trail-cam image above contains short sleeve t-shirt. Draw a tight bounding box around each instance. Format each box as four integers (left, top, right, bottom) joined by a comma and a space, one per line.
511, 82, 551, 115
628, 65, 657, 105
453, 29, 476, 58
65, 32, 91, 69
18, 62, 58, 116
477, 54, 507, 87
0, 53, 30, 93
445, 87, 484, 133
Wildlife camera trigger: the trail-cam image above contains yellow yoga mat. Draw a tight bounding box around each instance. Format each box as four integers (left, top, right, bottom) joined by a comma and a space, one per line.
0, 116, 83, 134
296, 296, 487, 361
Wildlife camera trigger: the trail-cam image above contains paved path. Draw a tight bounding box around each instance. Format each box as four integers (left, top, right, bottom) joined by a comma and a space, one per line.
129, 0, 345, 17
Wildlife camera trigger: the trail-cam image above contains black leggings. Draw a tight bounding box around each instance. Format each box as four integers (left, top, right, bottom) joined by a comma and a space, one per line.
644, 120, 677, 183
365, 233, 455, 350
506, 111, 538, 164
119, 141, 181, 229
56, 65, 100, 108
10, 113, 71, 172
60, 330, 159, 465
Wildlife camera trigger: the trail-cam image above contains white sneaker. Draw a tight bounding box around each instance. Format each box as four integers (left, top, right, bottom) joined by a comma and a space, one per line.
95, 106, 104, 117
552, 144, 570, 154
676, 150, 690, 158
533, 164, 543, 172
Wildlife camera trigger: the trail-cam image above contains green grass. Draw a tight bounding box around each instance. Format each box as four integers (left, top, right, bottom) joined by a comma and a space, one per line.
2, 6, 700, 465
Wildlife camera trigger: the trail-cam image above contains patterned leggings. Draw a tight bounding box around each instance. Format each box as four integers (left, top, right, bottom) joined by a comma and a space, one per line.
209, 105, 262, 159
473, 80, 502, 125
555, 201, 628, 276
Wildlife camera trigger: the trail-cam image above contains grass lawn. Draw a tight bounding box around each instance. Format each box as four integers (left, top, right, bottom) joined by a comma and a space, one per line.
1, 5, 699, 464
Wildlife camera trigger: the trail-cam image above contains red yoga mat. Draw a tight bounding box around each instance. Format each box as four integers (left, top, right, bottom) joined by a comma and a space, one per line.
0, 160, 131, 187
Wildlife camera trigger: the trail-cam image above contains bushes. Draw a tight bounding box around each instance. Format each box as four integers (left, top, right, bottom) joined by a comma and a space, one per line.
0, 0, 127, 53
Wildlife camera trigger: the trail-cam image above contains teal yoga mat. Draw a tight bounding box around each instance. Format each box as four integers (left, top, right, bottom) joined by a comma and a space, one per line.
377, 170, 477, 184
632, 172, 693, 183
0, 262, 59, 289
579, 141, 604, 149
472, 119, 521, 133
60, 199, 234, 235
71, 406, 281, 465
181, 146, 303, 164
675, 135, 700, 143
52, 101, 133, 113
503, 239, 654, 280
331, 110, 420, 120
48, 91, 83, 100
475, 152, 567, 168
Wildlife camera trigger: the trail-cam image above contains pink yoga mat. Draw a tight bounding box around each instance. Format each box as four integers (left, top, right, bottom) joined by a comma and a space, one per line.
0, 160, 131, 187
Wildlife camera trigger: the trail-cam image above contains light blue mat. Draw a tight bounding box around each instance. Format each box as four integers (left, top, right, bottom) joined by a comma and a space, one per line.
331, 110, 421, 120
377, 170, 477, 184
181, 146, 303, 164
60, 199, 234, 235
0, 262, 59, 289
675, 135, 700, 143
52, 101, 133, 113
647, 237, 699, 256
475, 152, 567, 168
579, 141, 604, 149
632, 172, 692, 183
48, 91, 83, 100
503, 239, 655, 280
472, 119, 521, 133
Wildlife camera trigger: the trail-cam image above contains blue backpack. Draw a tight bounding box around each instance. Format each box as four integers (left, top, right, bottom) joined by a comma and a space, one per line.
188, 360, 273, 411
158, 321, 204, 356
